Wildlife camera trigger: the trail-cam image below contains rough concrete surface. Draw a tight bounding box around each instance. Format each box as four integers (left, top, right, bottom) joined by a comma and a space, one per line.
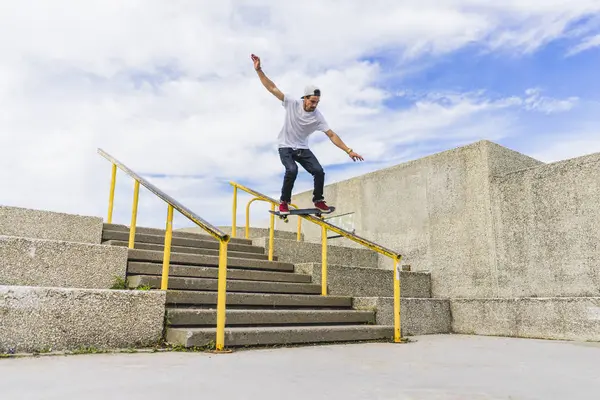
0, 205, 103, 244
451, 297, 600, 342
253, 236, 379, 268
0, 285, 166, 353
1, 335, 599, 400
0, 236, 128, 289
491, 152, 600, 298
353, 297, 452, 335
295, 262, 431, 298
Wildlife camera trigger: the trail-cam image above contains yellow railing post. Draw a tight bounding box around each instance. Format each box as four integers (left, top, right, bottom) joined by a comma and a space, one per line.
215, 238, 229, 352
288, 203, 302, 242
245, 197, 260, 239
245, 198, 252, 239
239, 187, 305, 243
232, 185, 237, 238
393, 256, 403, 342
128, 180, 140, 249
107, 163, 117, 223
321, 224, 327, 296
268, 203, 275, 261
161, 204, 174, 290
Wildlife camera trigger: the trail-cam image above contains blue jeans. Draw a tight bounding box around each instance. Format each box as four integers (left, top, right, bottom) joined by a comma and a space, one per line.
278, 147, 325, 203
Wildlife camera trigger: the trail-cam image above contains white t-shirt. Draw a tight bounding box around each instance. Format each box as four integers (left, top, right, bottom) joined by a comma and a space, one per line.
277, 94, 330, 149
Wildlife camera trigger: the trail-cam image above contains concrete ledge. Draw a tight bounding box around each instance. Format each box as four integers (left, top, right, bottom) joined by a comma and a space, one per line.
0, 205, 103, 244
0, 236, 128, 289
252, 237, 379, 268
295, 262, 431, 298
451, 297, 600, 342
0, 285, 166, 353
353, 297, 452, 336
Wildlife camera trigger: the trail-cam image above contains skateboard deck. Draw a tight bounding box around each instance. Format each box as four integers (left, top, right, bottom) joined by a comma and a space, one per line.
269, 206, 336, 221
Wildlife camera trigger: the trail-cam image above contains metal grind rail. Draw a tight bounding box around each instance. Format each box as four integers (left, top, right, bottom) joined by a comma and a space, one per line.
98, 148, 231, 352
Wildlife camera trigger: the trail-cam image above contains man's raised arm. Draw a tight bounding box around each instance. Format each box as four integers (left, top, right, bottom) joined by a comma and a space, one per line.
251, 54, 284, 102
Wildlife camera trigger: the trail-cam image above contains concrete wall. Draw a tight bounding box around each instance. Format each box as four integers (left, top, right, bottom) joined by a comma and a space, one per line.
491, 152, 600, 297
285, 141, 543, 299
286, 140, 600, 300
0, 236, 128, 289
0, 285, 166, 353
451, 297, 600, 342
0, 205, 104, 244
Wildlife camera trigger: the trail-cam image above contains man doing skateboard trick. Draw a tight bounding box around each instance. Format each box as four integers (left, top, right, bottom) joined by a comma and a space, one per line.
251, 54, 364, 215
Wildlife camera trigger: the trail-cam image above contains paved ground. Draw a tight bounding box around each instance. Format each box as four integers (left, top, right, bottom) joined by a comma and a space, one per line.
1, 334, 599, 400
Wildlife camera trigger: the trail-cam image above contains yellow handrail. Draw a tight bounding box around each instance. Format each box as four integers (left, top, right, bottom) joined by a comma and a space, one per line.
229, 180, 405, 343
245, 197, 302, 242
98, 148, 232, 352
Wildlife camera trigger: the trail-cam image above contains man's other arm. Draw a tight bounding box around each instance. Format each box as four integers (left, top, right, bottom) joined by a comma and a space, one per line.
325, 129, 364, 162
251, 54, 284, 102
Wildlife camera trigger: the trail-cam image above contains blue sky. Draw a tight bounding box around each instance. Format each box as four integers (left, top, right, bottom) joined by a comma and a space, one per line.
1, 2, 600, 230
366, 33, 600, 156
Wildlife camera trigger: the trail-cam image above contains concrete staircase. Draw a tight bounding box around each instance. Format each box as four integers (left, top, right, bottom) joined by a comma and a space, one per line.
1, 203, 451, 354
101, 223, 396, 347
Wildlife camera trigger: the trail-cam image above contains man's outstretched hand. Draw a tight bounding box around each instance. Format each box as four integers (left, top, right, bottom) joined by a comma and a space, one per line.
349, 151, 364, 162
251, 54, 261, 70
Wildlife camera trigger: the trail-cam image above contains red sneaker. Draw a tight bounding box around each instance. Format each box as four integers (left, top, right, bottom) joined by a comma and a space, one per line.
279, 201, 290, 214
314, 200, 330, 213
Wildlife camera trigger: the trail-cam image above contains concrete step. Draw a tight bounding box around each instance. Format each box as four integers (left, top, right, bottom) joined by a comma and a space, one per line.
128, 262, 311, 284
179, 226, 302, 241
166, 325, 394, 347
126, 248, 294, 272
103, 223, 253, 245
253, 237, 379, 269
129, 275, 322, 295
166, 290, 353, 308
166, 308, 375, 326
106, 239, 273, 261
296, 263, 432, 298
102, 230, 263, 254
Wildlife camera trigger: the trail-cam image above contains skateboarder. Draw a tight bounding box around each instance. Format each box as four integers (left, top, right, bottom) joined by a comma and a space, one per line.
251, 54, 364, 215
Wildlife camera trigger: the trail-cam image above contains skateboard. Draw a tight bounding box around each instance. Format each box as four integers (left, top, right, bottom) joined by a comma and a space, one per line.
269, 206, 336, 222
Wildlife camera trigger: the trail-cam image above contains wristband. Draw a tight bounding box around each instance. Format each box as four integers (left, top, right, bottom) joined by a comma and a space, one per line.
346, 148, 352, 154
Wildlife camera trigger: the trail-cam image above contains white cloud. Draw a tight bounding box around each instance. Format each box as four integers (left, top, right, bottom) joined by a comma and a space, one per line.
567, 34, 600, 55
521, 88, 579, 113
1, 0, 599, 229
